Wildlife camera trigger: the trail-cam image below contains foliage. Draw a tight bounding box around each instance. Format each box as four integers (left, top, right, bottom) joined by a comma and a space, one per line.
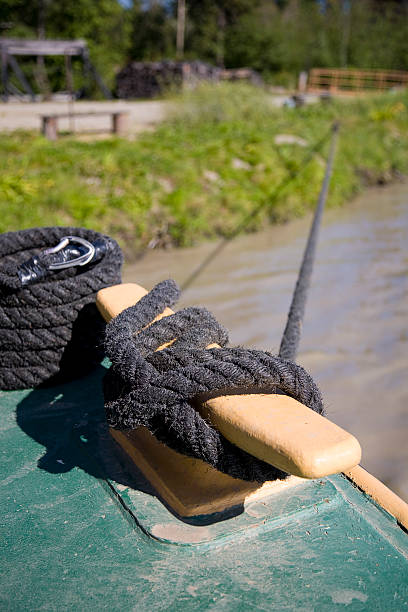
127, 0, 408, 78
1, 84, 407, 256
129, 3, 176, 61
222, 0, 408, 77
1, 1, 408, 95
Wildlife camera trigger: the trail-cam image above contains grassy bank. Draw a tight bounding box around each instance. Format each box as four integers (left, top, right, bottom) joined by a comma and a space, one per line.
1, 84, 408, 256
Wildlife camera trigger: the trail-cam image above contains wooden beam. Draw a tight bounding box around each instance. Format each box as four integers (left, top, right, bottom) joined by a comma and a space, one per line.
1, 50, 8, 102
0, 38, 86, 56
8, 54, 35, 101
82, 52, 112, 100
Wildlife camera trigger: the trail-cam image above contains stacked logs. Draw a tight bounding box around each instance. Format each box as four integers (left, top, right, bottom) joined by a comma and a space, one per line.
116, 60, 221, 99
115, 61, 263, 99
220, 68, 263, 86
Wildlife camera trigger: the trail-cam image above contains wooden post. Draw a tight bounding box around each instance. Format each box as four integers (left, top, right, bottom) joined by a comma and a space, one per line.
176, 0, 186, 59
112, 112, 129, 136
8, 54, 35, 101
64, 52, 75, 133
297, 71, 308, 94
1, 51, 8, 102
42, 116, 58, 141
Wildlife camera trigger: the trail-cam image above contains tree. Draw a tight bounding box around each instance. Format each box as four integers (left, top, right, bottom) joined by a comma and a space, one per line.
128, 1, 176, 61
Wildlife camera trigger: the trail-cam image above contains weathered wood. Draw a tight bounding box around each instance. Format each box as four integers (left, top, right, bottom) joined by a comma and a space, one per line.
7, 54, 35, 100
111, 111, 129, 136
0, 38, 86, 56
41, 115, 58, 141
1, 50, 8, 102
0, 38, 111, 100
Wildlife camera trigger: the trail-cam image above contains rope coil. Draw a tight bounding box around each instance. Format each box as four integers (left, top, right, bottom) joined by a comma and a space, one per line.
0, 226, 123, 390
104, 279, 324, 482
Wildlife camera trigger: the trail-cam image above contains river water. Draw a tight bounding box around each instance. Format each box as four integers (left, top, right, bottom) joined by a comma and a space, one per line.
124, 181, 408, 501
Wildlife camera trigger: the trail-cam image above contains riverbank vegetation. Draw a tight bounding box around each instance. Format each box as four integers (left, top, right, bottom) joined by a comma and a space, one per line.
1, 85, 408, 255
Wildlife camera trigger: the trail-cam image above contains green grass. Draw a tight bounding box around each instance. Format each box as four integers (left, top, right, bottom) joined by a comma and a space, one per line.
1, 84, 408, 257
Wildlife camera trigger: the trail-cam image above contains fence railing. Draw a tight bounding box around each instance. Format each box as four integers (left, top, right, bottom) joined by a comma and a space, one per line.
307, 68, 408, 95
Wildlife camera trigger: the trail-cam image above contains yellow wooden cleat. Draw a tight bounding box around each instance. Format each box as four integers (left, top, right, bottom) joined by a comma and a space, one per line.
97, 282, 361, 479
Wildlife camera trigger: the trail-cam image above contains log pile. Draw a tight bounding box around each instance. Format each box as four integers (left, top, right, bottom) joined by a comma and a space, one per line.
220, 68, 263, 86
116, 60, 221, 99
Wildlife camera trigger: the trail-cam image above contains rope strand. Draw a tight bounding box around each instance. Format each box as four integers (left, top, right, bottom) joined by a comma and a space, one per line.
279, 122, 339, 361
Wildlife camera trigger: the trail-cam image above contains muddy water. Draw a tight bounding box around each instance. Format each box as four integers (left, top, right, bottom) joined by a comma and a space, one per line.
124, 181, 408, 501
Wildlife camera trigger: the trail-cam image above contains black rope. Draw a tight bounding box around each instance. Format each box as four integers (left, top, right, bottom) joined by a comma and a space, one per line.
0, 227, 123, 390
104, 280, 324, 482
279, 122, 339, 361
181, 126, 333, 292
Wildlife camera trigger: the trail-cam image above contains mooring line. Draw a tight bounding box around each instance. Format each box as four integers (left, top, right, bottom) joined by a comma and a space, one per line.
279, 121, 340, 362
180, 125, 334, 293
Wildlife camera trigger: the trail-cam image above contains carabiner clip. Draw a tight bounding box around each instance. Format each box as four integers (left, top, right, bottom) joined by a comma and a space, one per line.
44, 236, 96, 270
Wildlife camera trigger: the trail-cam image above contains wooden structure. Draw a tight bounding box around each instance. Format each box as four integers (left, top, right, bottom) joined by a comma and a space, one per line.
41, 111, 129, 140
0, 38, 111, 102
307, 67, 408, 95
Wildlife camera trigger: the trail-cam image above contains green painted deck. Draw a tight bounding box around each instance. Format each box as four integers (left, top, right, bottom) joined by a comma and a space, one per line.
1, 364, 407, 610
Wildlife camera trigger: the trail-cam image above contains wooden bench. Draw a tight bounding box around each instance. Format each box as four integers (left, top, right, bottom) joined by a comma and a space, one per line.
41, 110, 130, 140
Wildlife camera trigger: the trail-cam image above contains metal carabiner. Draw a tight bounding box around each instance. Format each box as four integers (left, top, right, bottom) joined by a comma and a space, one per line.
44, 235, 96, 270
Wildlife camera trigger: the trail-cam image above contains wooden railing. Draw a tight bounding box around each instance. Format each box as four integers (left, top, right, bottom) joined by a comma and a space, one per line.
307, 68, 408, 95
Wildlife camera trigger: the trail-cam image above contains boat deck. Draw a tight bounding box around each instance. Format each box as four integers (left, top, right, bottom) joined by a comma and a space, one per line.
1, 363, 407, 610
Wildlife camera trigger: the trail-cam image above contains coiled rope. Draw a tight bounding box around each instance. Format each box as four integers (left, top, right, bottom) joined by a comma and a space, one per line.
0, 226, 122, 390
104, 123, 339, 482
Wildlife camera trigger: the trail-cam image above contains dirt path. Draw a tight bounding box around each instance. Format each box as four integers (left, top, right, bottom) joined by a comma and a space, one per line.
0, 99, 170, 134
0, 92, 321, 136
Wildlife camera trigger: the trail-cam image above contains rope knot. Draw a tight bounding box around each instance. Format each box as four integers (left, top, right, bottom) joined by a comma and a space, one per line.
104, 280, 324, 482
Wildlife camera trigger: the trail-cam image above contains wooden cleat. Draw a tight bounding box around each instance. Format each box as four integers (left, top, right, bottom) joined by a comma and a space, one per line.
96, 282, 362, 515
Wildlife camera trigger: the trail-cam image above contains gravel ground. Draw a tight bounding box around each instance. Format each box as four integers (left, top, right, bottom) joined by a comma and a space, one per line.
0, 93, 322, 136
0, 99, 170, 135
